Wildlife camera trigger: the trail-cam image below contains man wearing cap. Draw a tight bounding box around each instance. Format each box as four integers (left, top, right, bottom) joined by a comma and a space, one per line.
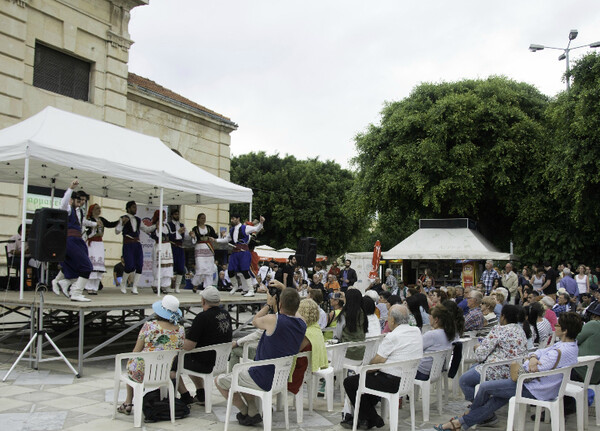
51, 180, 96, 302
115, 200, 157, 294
176, 286, 232, 405
216, 286, 306, 426
216, 214, 264, 296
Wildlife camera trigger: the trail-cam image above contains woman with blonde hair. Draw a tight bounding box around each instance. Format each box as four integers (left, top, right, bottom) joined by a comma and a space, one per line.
288, 298, 328, 394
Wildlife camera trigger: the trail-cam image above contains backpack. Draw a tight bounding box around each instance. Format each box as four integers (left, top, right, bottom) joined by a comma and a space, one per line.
142, 389, 190, 422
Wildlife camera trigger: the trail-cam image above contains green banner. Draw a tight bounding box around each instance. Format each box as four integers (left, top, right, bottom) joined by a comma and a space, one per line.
26, 194, 62, 212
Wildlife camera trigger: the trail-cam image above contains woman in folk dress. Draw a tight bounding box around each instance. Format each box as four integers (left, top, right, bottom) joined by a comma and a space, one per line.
150, 210, 173, 294
84, 204, 119, 294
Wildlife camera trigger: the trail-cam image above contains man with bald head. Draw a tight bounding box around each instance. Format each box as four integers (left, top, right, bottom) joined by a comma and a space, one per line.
341, 304, 423, 429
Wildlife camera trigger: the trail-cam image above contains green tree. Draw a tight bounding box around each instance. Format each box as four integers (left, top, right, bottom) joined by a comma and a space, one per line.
352, 76, 548, 253
230, 152, 364, 256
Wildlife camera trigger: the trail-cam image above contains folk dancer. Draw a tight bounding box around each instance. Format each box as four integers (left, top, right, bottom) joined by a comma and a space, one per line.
150, 210, 174, 294
84, 204, 119, 294
166, 208, 187, 293
189, 213, 218, 292
216, 214, 264, 297
51, 180, 94, 302
115, 200, 156, 294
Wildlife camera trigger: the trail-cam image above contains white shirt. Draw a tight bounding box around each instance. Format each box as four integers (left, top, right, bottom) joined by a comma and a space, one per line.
318, 308, 328, 330
217, 222, 263, 244
377, 324, 423, 376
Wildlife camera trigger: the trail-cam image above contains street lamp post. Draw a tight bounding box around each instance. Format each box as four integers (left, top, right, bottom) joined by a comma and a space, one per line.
529, 29, 600, 91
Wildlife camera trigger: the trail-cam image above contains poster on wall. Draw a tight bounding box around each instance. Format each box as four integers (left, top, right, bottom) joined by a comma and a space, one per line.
462, 262, 475, 288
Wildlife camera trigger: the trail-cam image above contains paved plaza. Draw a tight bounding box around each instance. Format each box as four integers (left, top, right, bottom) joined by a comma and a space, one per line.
0, 349, 595, 431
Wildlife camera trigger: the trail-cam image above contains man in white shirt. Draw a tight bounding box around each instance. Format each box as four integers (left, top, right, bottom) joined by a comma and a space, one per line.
341, 304, 423, 429
503, 262, 519, 304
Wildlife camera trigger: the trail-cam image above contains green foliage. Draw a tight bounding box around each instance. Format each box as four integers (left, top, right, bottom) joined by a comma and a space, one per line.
230, 152, 365, 256
352, 76, 548, 253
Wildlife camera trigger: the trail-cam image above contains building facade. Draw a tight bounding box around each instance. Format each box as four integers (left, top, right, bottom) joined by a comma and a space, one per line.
0, 0, 238, 280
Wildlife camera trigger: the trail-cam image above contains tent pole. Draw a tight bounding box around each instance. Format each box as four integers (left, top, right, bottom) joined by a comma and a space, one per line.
248, 201, 252, 222
19, 157, 30, 300
157, 188, 164, 297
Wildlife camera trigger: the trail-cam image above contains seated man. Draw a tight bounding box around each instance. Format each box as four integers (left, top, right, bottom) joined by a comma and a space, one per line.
215, 285, 306, 426
341, 304, 423, 429
175, 286, 232, 404
464, 291, 485, 331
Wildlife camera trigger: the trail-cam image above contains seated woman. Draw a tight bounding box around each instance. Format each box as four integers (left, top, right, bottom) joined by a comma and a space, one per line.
362, 295, 382, 338
477, 296, 499, 337
333, 289, 367, 361
416, 304, 455, 380
528, 302, 553, 347
117, 295, 185, 414
288, 298, 329, 394
458, 305, 528, 402
437, 312, 582, 430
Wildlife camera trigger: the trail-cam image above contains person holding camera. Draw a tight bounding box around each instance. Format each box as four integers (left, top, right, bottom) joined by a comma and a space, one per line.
216, 281, 306, 426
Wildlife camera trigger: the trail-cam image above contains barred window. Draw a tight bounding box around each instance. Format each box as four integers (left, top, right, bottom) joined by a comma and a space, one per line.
33, 43, 90, 101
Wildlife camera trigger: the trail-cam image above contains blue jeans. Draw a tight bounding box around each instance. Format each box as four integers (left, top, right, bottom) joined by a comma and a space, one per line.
459, 366, 481, 402
459, 378, 533, 429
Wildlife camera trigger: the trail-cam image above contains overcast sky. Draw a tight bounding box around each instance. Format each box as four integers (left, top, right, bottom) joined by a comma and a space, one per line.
128, 1, 599, 169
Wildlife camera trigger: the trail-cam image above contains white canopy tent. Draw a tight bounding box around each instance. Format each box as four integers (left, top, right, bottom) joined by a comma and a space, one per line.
0, 106, 253, 298
382, 221, 517, 261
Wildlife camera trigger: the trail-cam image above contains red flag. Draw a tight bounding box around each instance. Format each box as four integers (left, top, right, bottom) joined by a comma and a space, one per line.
368, 240, 381, 280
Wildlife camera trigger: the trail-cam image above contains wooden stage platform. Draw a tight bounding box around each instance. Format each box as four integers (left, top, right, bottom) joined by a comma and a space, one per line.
0, 288, 267, 376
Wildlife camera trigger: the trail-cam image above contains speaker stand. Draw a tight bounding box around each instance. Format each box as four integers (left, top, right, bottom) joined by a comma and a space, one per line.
2, 284, 80, 381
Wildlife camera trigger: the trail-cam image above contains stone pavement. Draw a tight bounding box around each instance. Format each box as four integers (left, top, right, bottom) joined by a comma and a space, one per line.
0, 351, 595, 431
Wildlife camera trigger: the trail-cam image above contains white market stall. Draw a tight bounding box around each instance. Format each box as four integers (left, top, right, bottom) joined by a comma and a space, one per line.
0, 106, 253, 298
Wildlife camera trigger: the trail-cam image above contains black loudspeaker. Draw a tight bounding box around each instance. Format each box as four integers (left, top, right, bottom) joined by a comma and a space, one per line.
28, 208, 68, 262
296, 237, 317, 267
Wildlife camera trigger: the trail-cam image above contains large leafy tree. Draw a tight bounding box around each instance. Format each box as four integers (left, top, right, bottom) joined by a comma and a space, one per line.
524, 53, 600, 264
352, 76, 548, 253
230, 152, 364, 256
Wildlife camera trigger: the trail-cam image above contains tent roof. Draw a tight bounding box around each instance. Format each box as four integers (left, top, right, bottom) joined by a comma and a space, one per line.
382, 226, 517, 261
0, 106, 252, 205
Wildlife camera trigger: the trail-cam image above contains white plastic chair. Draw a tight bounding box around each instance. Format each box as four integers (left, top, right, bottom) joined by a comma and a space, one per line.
473, 356, 526, 398
177, 341, 232, 413
451, 337, 472, 396
342, 337, 384, 396
112, 350, 179, 428
240, 340, 259, 364
413, 348, 453, 422
276, 351, 314, 423
351, 358, 421, 431
506, 366, 573, 431
224, 355, 295, 431
565, 355, 600, 430
325, 341, 351, 401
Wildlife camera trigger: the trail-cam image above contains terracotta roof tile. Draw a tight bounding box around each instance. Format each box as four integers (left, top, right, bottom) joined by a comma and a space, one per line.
127, 73, 236, 126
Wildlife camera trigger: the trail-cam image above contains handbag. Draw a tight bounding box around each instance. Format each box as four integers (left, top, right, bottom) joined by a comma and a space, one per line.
510, 348, 562, 382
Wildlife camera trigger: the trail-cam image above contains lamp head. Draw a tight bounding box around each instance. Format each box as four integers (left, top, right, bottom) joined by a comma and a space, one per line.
569, 29, 578, 41
590, 41, 600, 48
558, 53, 566, 61
529, 44, 545, 52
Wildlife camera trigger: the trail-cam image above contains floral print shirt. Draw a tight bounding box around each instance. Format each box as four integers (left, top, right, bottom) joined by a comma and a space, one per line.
474, 323, 527, 380
127, 320, 185, 382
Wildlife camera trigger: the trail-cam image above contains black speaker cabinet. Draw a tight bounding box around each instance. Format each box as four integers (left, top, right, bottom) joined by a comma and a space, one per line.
28, 208, 68, 262
296, 237, 317, 267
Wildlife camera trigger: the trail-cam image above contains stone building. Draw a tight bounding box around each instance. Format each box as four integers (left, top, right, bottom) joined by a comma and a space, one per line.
0, 0, 238, 281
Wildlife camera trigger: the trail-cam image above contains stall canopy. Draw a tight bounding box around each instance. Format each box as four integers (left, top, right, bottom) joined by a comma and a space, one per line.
382, 218, 517, 261
0, 106, 253, 205
254, 245, 327, 263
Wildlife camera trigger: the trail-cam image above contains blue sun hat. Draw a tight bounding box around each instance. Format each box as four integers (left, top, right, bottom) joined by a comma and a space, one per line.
152, 294, 182, 324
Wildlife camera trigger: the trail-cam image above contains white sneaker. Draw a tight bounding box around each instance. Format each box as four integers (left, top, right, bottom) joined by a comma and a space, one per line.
70, 295, 91, 302
120, 285, 127, 294
131, 286, 138, 295
243, 290, 255, 297
51, 279, 60, 296
174, 287, 180, 293
229, 288, 238, 295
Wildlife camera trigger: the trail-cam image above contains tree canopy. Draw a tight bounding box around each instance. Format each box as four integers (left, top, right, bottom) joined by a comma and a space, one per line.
351, 76, 548, 252
230, 152, 364, 256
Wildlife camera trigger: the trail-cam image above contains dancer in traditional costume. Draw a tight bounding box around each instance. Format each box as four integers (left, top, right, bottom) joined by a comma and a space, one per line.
189, 213, 218, 292
149, 210, 174, 294
50, 180, 94, 302
115, 201, 156, 294
166, 209, 187, 293
83, 204, 119, 295
216, 214, 264, 297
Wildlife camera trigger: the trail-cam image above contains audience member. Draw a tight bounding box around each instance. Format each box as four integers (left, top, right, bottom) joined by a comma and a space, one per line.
216, 286, 306, 426
333, 289, 367, 360
528, 302, 553, 347
362, 296, 382, 338
464, 291, 485, 331
175, 287, 232, 405
416, 305, 456, 380
341, 305, 423, 429
540, 296, 558, 330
